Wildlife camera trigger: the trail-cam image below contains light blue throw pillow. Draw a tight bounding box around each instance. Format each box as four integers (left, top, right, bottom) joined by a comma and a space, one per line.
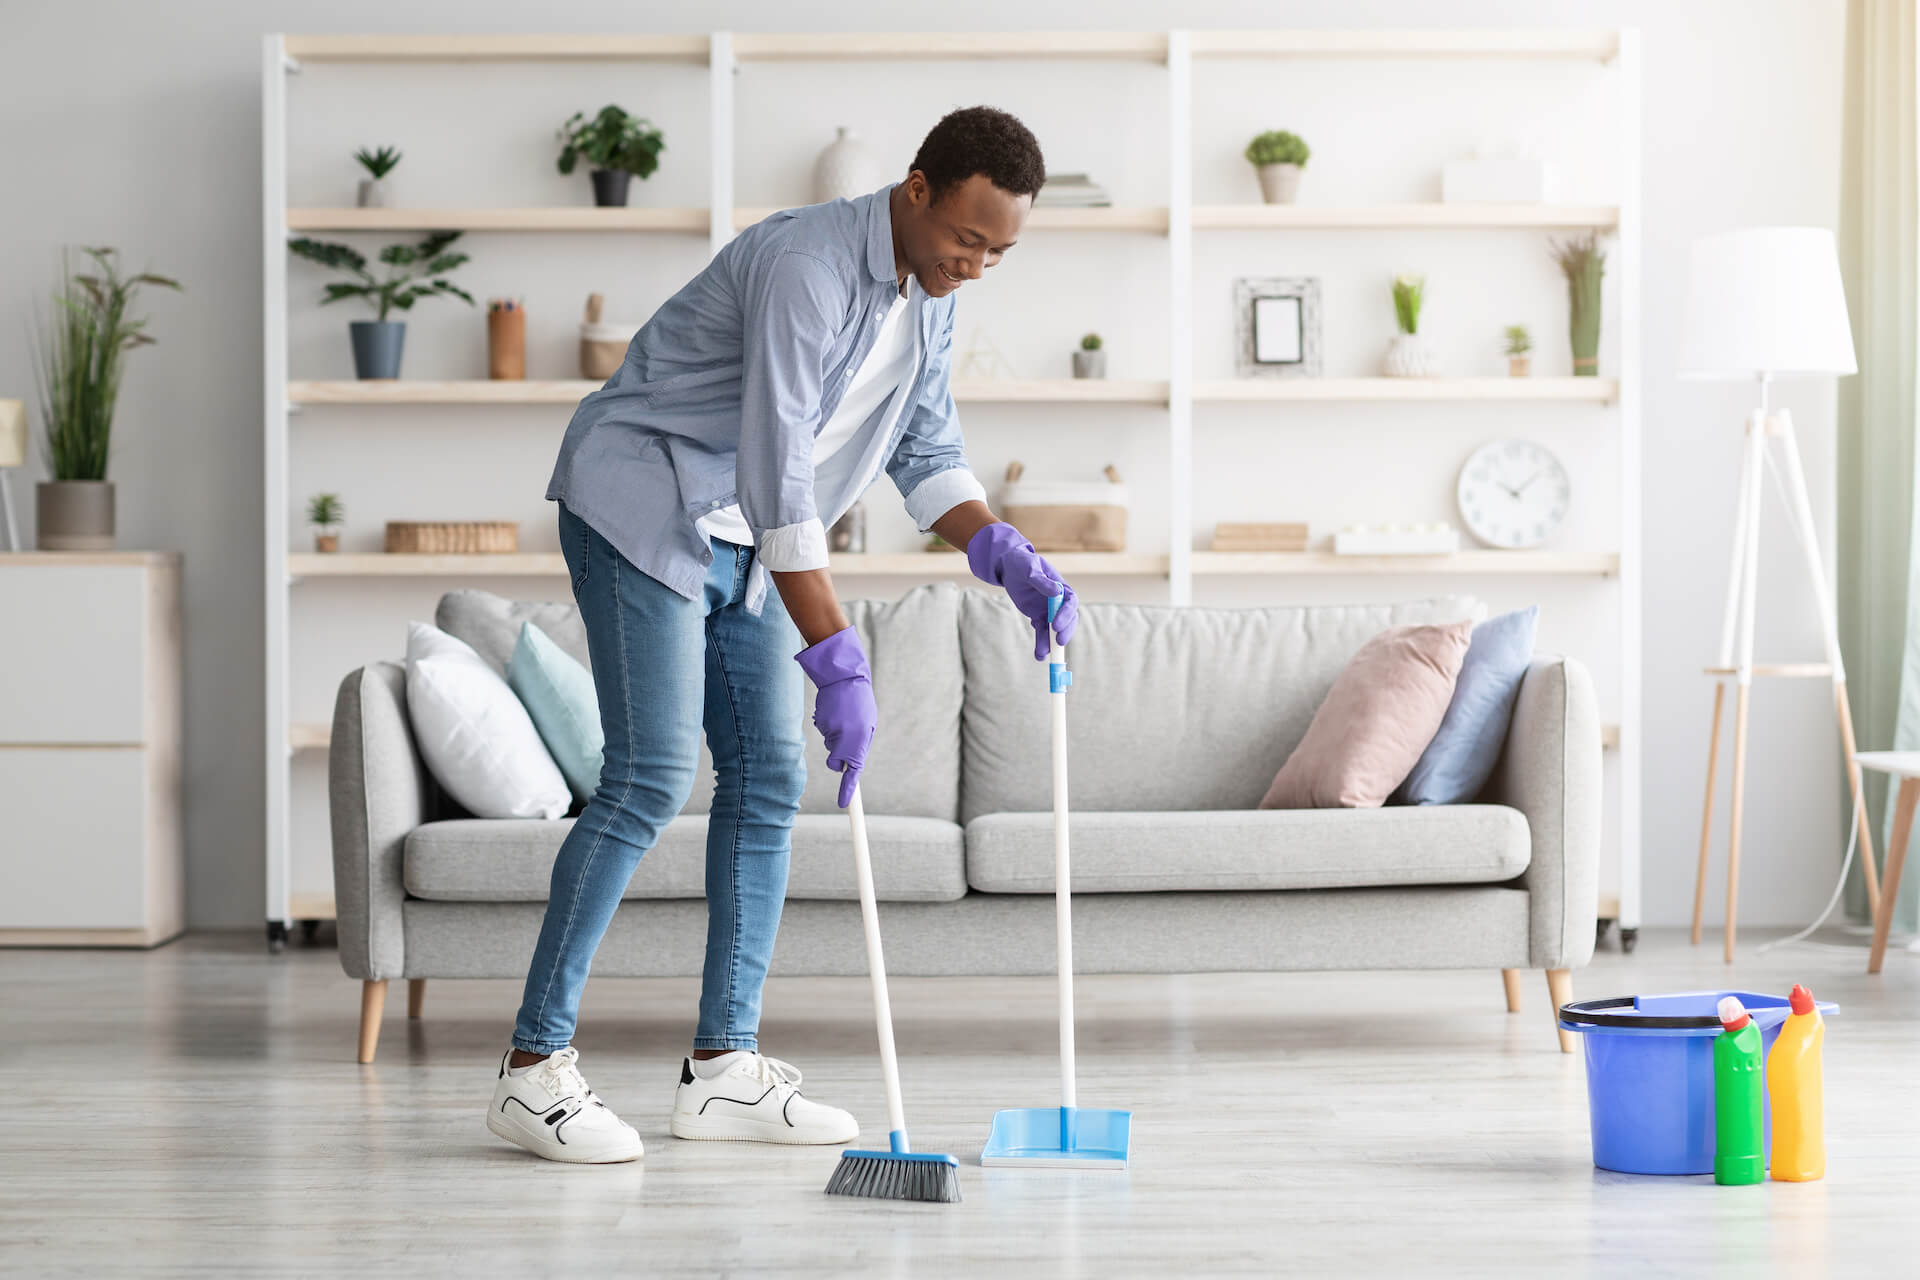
1396, 606, 1538, 806
506, 620, 603, 806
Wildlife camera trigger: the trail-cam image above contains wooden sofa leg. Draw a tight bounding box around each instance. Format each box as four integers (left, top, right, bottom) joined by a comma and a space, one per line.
359, 979, 387, 1064
408, 979, 426, 1019
1546, 969, 1574, 1054
1501, 969, 1523, 1013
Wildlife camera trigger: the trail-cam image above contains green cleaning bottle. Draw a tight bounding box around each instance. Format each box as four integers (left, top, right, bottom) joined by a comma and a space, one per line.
1713, 995, 1766, 1185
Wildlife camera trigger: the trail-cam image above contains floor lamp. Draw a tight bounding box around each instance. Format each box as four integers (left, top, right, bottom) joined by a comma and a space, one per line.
1679, 227, 1880, 962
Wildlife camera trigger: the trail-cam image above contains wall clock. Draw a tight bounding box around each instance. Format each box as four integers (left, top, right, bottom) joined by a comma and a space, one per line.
1456, 438, 1571, 549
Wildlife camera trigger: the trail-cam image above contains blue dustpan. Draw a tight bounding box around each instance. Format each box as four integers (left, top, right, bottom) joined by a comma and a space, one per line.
981, 601, 1133, 1170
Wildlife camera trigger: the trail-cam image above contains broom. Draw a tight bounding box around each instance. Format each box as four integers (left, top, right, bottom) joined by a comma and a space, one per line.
824, 784, 961, 1203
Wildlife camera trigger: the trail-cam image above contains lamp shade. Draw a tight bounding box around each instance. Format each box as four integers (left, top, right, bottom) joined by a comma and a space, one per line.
0, 399, 26, 468
1677, 227, 1857, 378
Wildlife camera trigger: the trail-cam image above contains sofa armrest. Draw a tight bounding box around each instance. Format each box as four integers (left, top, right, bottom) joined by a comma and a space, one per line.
1485, 654, 1603, 970
328, 661, 427, 981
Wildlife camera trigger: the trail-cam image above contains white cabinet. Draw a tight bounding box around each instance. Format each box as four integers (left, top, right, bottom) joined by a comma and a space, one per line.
0, 553, 184, 945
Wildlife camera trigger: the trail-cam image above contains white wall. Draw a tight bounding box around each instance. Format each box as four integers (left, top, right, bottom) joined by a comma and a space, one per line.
0, 0, 1847, 930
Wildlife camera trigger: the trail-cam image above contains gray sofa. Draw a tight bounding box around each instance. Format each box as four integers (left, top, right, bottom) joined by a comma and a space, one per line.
330, 585, 1601, 1063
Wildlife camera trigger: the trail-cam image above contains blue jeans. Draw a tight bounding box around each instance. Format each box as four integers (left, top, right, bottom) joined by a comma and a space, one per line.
512, 502, 807, 1055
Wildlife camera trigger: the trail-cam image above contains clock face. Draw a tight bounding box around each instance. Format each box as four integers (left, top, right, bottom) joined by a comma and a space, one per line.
1456, 439, 1571, 549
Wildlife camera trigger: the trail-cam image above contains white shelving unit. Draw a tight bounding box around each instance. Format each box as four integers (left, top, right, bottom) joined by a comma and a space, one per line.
262, 28, 1642, 948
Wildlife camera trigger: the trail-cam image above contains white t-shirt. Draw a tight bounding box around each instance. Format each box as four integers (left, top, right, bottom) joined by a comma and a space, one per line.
698, 283, 918, 547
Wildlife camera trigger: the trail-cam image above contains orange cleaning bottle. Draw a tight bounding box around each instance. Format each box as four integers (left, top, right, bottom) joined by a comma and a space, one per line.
1766, 983, 1826, 1181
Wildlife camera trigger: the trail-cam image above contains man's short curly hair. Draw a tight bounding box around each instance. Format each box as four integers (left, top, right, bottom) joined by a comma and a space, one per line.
908, 106, 1045, 205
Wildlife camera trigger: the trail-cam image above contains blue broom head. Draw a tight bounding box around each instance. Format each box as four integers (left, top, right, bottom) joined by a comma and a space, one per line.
825, 1133, 961, 1203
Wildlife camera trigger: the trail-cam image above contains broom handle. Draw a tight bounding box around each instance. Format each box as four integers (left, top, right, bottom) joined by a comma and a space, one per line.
847, 785, 910, 1149
1049, 603, 1077, 1111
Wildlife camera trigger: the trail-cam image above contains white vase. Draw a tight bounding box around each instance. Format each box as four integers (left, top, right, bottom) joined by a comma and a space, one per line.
1384, 333, 1441, 378
813, 127, 879, 204
1255, 163, 1302, 204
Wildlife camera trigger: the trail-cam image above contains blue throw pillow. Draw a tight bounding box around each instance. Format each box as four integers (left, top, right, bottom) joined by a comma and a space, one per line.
506, 620, 604, 806
1396, 606, 1538, 805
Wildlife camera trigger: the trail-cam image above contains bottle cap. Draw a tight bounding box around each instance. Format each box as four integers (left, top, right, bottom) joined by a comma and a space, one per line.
1789, 984, 1814, 1015
1717, 995, 1751, 1031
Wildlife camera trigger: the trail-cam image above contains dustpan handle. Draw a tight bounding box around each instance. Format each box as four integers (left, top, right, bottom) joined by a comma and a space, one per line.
1048, 596, 1076, 1112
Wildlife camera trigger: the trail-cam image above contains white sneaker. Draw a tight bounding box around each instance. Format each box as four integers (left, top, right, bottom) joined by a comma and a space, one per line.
669, 1052, 860, 1145
485, 1046, 644, 1164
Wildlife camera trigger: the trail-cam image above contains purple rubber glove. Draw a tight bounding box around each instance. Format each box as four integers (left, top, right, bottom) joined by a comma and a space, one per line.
966, 522, 1079, 661
793, 625, 877, 808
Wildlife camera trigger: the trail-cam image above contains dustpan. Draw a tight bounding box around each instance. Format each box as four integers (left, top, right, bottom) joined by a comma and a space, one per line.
982, 596, 1133, 1169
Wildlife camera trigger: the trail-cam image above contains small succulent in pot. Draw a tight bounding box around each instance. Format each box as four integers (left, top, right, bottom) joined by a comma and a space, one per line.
558, 106, 666, 207
1504, 324, 1533, 377
1244, 130, 1310, 204
308, 492, 344, 552
354, 145, 401, 207
1072, 331, 1106, 379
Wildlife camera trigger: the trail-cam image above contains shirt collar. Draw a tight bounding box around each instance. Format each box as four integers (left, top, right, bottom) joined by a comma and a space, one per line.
864, 182, 899, 285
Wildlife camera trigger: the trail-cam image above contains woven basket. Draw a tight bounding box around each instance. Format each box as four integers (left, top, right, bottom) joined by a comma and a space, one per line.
384, 521, 520, 554
998, 461, 1129, 552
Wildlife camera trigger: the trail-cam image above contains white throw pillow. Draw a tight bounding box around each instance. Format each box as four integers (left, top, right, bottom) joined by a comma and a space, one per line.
404, 621, 570, 820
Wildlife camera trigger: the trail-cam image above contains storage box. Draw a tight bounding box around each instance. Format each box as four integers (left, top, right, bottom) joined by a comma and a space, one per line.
999, 461, 1128, 552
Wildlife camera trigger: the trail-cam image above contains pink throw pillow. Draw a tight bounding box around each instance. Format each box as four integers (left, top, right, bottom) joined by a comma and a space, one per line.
1260, 620, 1474, 809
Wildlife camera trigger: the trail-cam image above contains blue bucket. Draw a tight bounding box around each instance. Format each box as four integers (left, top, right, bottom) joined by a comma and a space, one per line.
1558, 991, 1838, 1176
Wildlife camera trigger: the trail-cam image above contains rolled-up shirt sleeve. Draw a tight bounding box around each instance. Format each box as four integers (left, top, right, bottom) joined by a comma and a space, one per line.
739, 248, 844, 572
887, 302, 986, 531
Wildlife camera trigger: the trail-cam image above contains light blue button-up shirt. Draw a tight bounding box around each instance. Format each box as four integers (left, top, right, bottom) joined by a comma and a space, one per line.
545, 182, 987, 614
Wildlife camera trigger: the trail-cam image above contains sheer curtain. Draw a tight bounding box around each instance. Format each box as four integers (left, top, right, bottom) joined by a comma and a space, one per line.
1838, 0, 1920, 932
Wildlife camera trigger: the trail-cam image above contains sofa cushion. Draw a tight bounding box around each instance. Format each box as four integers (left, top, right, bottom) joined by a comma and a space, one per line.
1397, 606, 1539, 805
964, 806, 1530, 893
435, 583, 963, 821
404, 622, 570, 820
404, 813, 966, 903
956, 592, 1485, 822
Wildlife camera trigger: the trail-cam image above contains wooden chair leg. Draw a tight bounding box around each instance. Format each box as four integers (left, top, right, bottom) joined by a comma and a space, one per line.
1501, 969, 1523, 1013
358, 979, 387, 1064
1692, 681, 1727, 945
1869, 778, 1919, 974
1546, 969, 1574, 1054
408, 978, 426, 1019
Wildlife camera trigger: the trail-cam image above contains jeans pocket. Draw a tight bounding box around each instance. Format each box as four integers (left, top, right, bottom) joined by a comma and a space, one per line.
559, 505, 593, 595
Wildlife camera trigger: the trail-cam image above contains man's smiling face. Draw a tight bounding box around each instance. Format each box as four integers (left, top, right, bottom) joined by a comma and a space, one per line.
894, 171, 1029, 298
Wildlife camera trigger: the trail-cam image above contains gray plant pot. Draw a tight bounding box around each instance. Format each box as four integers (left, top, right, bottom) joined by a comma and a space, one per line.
1256, 163, 1303, 205
36, 480, 115, 551
1072, 349, 1107, 379
356, 178, 387, 208
349, 321, 406, 380
590, 168, 632, 207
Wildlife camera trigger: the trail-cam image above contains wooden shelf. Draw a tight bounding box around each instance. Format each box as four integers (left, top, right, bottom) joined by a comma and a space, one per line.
1196, 377, 1617, 404
289, 551, 1167, 579
1190, 550, 1619, 577
284, 34, 709, 62
287, 207, 707, 233
1193, 204, 1618, 231
731, 31, 1168, 61
732, 205, 1167, 232
287, 378, 1169, 406
1187, 29, 1619, 61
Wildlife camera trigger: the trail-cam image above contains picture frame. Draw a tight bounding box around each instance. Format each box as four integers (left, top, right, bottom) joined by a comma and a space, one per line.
1235, 276, 1322, 378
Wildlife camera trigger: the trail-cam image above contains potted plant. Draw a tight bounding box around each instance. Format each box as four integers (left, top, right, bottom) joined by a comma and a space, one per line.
1384, 274, 1439, 377
1552, 232, 1608, 377
1505, 325, 1533, 377
308, 492, 344, 552
558, 106, 666, 207
1073, 332, 1106, 379
30, 246, 181, 550
354, 146, 401, 208
1244, 130, 1310, 204
287, 231, 474, 380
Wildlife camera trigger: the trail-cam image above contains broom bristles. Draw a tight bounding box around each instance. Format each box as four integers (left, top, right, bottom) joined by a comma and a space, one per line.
824, 1152, 962, 1203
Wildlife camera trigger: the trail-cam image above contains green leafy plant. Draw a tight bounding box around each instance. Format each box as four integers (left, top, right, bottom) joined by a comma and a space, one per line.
1552, 233, 1608, 375
354, 146, 401, 179
1392, 274, 1425, 336
31, 246, 182, 482
1080, 332, 1103, 351
307, 493, 344, 528
1244, 130, 1310, 168
1504, 324, 1533, 356
287, 231, 474, 323
557, 106, 666, 178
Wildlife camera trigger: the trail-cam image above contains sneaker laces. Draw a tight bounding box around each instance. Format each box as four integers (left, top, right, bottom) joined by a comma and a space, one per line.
742, 1054, 803, 1094
538, 1046, 595, 1102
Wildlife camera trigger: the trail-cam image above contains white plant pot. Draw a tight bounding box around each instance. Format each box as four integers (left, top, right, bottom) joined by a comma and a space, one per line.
356, 178, 387, 208
1256, 163, 1303, 204
1383, 333, 1441, 378
813, 127, 879, 204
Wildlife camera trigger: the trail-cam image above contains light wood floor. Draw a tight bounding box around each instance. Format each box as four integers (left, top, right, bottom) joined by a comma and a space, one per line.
3, 928, 1916, 1278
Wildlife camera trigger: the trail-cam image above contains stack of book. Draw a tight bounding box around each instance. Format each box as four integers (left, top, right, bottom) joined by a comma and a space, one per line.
1210, 522, 1309, 552
1034, 173, 1111, 208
